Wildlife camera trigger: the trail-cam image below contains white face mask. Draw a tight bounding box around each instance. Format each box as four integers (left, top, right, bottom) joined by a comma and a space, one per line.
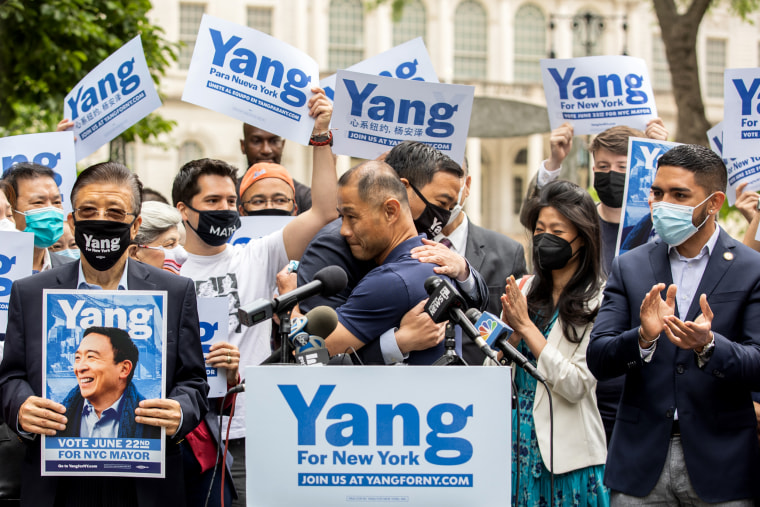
446, 182, 467, 227
0, 218, 16, 232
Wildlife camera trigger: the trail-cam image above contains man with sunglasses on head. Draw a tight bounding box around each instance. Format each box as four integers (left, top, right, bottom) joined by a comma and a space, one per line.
0, 162, 209, 507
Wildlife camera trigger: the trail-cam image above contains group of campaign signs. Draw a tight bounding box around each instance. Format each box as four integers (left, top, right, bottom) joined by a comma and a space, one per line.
1, 13, 760, 506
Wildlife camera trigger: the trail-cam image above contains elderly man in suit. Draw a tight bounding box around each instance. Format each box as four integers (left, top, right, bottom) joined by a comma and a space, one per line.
0, 162, 209, 507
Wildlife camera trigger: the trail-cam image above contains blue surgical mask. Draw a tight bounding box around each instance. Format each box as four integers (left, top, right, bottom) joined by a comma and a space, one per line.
56, 248, 80, 260
15, 206, 64, 248
651, 193, 715, 246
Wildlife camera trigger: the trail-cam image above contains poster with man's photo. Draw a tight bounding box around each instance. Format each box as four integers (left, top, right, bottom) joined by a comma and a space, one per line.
41, 290, 167, 478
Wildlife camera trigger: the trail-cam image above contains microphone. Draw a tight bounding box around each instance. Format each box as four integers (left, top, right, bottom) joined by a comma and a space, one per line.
261, 306, 339, 365
227, 381, 245, 394
238, 265, 348, 327
464, 308, 545, 382
423, 276, 498, 363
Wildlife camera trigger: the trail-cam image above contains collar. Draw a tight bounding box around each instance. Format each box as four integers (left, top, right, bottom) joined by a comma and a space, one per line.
441, 213, 469, 253
77, 260, 129, 290
382, 235, 425, 265
667, 224, 721, 261
41, 248, 53, 272
82, 392, 125, 418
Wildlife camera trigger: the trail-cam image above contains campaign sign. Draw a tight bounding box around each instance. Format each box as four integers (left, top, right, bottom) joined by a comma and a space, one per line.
0, 231, 34, 333
541, 56, 657, 135
64, 35, 162, 161
0, 131, 77, 212
246, 366, 511, 507
42, 290, 167, 478
723, 68, 760, 160
182, 15, 320, 145
228, 215, 294, 247
708, 121, 759, 206
198, 297, 229, 397
320, 38, 439, 102
617, 137, 681, 256
332, 70, 474, 162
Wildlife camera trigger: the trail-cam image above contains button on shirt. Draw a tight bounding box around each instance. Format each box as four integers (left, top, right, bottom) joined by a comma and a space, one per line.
80, 395, 124, 438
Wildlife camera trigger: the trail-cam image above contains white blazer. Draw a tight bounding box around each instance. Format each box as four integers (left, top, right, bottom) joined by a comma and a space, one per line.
518, 276, 607, 474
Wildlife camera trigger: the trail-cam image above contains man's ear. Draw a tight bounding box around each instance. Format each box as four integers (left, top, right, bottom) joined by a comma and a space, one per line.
707, 192, 726, 216
240, 139, 245, 155
119, 360, 133, 381
463, 175, 472, 201
177, 202, 189, 222
383, 198, 401, 223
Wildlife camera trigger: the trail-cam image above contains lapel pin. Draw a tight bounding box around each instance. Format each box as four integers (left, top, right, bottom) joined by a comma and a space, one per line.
723, 251, 734, 261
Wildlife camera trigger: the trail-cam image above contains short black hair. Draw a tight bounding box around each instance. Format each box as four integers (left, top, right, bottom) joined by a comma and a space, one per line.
2, 162, 57, 200
142, 187, 169, 204
338, 161, 409, 208
384, 141, 463, 187
83, 326, 139, 383
656, 144, 727, 195
172, 158, 238, 206
72, 162, 142, 216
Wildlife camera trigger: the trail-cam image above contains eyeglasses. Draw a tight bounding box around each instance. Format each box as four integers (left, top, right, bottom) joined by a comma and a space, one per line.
242, 197, 294, 210
74, 206, 136, 222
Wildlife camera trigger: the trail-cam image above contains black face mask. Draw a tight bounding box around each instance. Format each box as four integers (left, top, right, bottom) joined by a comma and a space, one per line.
594, 171, 626, 208
410, 184, 451, 239
244, 208, 292, 217
185, 203, 241, 247
74, 218, 135, 272
533, 233, 579, 271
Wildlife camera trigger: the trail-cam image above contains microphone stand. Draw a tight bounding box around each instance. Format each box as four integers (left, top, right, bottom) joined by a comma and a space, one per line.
278, 308, 294, 364
432, 322, 467, 366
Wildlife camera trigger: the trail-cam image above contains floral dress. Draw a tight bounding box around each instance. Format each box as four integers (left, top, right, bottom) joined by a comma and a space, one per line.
511, 311, 609, 507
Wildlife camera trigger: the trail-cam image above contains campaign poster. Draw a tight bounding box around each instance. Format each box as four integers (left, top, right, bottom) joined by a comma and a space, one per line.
246, 366, 511, 507
541, 55, 658, 135
228, 215, 294, 247
723, 68, 760, 160
0, 132, 77, 213
320, 38, 439, 102
198, 297, 230, 398
332, 70, 474, 162
41, 290, 167, 478
707, 121, 760, 206
63, 35, 162, 161
617, 137, 681, 257
182, 15, 320, 146
0, 231, 34, 333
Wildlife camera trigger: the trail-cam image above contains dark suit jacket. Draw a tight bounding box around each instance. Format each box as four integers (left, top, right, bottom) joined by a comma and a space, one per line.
0, 259, 209, 507
587, 230, 760, 502
461, 220, 526, 364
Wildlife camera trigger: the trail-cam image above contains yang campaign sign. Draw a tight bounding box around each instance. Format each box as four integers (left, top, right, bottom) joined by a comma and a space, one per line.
228, 215, 294, 247
42, 290, 167, 478
197, 297, 230, 398
0, 132, 77, 212
0, 231, 34, 333
320, 38, 439, 102
541, 56, 657, 135
332, 70, 474, 162
64, 35, 162, 161
617, 137, 681, 257
723, 68, 760, 160
708, 121, 759, 205
182, 15, 320, 145
246, 366, 511, 507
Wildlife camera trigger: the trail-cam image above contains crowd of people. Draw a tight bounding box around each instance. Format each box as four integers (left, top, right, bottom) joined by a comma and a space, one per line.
0, 85, 758, 507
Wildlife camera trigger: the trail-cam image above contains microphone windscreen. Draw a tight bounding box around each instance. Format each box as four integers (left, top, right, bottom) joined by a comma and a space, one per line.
313, 265, 348, 296
464, 308, 481, 323
305, 305, 339, 339
424, 275, 441, 295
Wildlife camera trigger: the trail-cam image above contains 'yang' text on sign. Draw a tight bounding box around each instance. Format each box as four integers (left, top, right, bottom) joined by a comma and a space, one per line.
541, 55, 657, 135
722, 68, 760, 160
708, 121, 760, 205
332, 70, 474, 162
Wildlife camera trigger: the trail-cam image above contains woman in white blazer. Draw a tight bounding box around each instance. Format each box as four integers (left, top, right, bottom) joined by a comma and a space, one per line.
500, 180, 608, 506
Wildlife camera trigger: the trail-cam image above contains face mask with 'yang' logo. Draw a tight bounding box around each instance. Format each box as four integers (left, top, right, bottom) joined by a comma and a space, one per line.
74, 218, 134, 271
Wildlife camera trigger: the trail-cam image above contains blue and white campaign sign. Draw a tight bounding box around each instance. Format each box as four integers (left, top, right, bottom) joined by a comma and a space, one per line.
708, 121, 758, 206
617, 137, 681, 257
320, 38, 439, 102
228, 215, 294, 247
42, 290, 167, 478
723, 68, 760, 160
0, 231, 33, 333
0, 132, 77, 213
64, 35, 162, 161
332, 70, 474, 162
197, 297, 229, 398
245, 366, 511, 507
182, 15, 320, 145
541, 56, 657, 135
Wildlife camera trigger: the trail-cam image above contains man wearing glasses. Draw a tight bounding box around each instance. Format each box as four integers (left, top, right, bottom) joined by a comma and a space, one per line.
0, 161, 209, 507
238, 162, 298, 217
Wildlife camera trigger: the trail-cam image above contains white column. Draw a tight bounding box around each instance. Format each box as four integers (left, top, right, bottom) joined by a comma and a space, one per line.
526, 133, 544, 180
465, 137, 482, 225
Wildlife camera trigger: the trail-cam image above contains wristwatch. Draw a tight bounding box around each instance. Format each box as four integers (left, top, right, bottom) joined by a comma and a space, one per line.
696, 332, 715, 361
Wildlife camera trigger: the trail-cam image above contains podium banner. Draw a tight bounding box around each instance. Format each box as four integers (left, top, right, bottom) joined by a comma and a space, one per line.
246, 365, 511, 507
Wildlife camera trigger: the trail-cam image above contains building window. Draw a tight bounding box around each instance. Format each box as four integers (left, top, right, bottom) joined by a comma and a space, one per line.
513, 176, 524, 215
706, 38, 726, 98
178, 140, 204, 167
652, 35, 671, 91
572, 10, 605, 57
392, 0, 426, 47
454, 0, 488, 80
179, 3, 206, 70
247, 6, 273, 35
514, 4, 546, 83
328, 0, 364, 70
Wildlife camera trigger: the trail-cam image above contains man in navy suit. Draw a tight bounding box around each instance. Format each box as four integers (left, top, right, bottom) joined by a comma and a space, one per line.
0, 162, 208, 507
587, 145, 760, 505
